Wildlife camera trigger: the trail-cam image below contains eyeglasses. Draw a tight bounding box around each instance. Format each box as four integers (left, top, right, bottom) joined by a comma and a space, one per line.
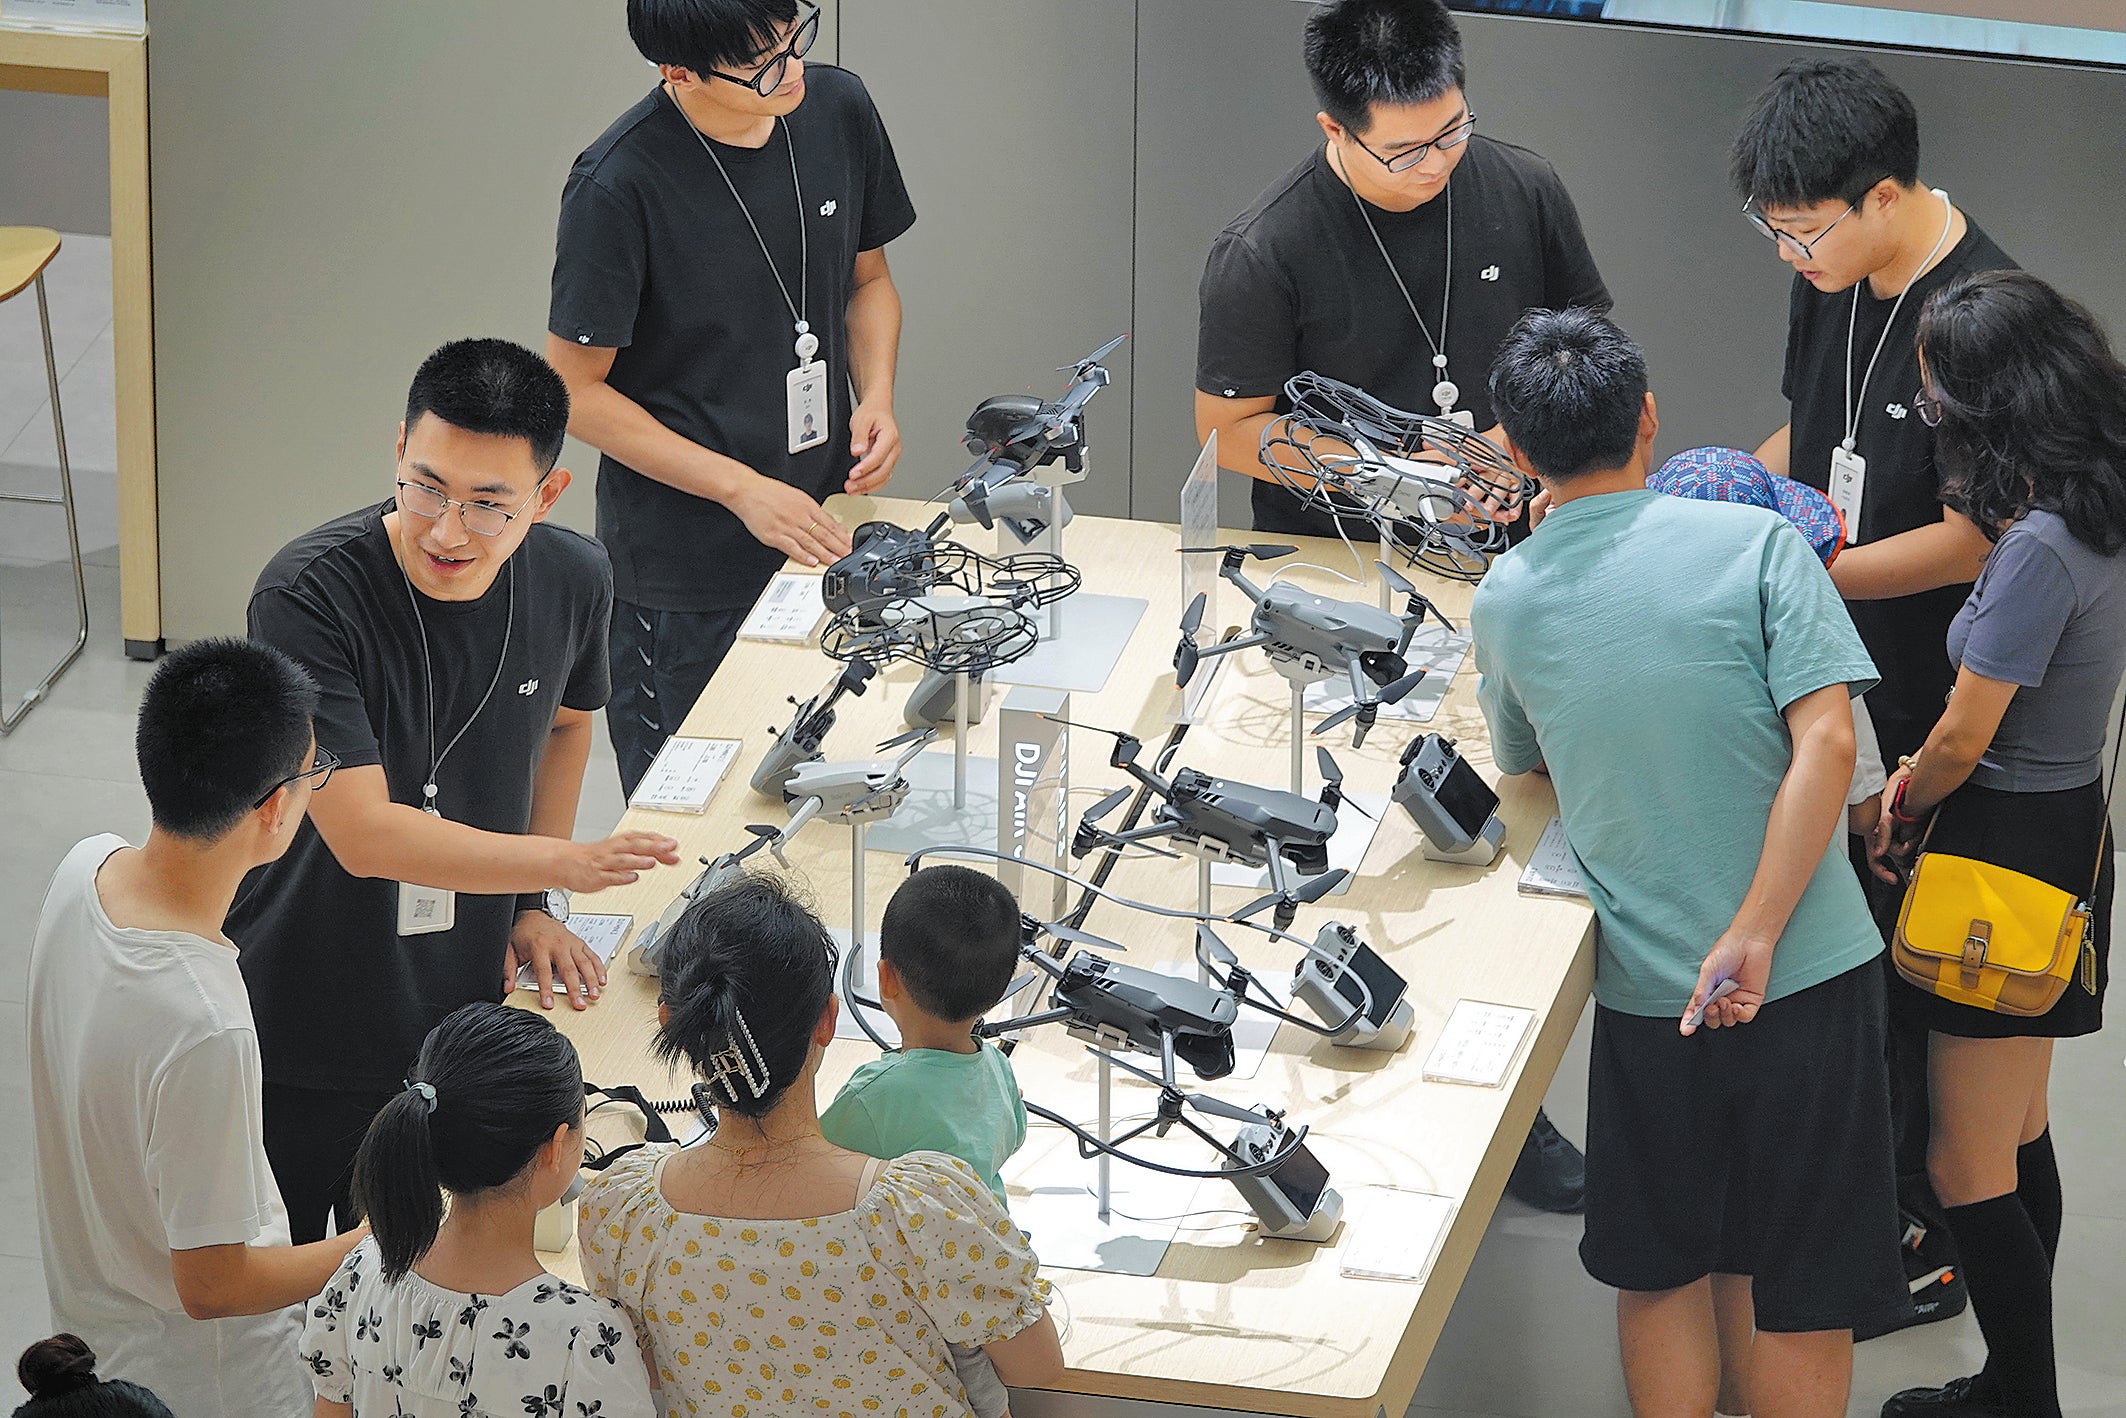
1348, 111, 1476, 174
395, 479, 542, 538
1741, 189, 1869, 261
708, 5, 820, 98
1914, 387, 1945, 428
253, 745, 340, 809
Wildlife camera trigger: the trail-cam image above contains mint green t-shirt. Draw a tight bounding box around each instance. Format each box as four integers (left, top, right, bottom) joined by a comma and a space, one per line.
1470, 490, 1883, 1017
820, 1042, 1028, 1204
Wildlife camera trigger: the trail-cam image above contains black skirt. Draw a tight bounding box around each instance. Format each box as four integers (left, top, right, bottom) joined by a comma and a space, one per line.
1890, 778, 2113, 1039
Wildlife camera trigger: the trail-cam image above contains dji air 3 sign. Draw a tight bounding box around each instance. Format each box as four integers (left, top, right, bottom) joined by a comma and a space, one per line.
996, 686, 1070, 922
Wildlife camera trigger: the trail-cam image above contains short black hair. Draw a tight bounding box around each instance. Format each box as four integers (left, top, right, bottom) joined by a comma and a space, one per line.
880, 866, 1021, 1023
627, 0, 798, 76
403, 338, 570, 476
1730, 56, 1919, 208
1304, 0, 1466, 136
1489, 308, 1649, 483
135, 638, 318, 841
1919, 270, 2126, 556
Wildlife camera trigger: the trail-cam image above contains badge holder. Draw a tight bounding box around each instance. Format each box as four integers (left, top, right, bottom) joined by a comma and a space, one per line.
787, 328, 827, 455
1829, 444, 1866, 542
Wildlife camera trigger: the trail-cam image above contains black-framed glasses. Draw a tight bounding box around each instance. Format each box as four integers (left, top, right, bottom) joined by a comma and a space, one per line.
395, 479, 542, 538
1349, 111, 1476, 174
1741, 190, 1866, 261
707, 4, 820, 98
253, 745, 340, 809
1914, 387, 1946, 428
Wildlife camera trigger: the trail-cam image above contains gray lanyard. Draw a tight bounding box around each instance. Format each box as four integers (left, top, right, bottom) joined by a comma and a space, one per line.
666, 86, 816, 367
1350, 177, 1457, 415
399, 555, 515, 817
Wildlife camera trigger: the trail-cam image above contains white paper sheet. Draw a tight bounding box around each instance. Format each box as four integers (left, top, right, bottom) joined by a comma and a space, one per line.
738, 571, 827, 643
1422, 999, 1537, 1088
629, 737, 741, 814
1518, 816, 1589, 899
515, 913, 632, 992
1337, 1186, 1457, 1283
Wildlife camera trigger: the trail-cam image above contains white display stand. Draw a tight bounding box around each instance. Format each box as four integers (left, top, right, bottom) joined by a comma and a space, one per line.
992, 592, 1148, 694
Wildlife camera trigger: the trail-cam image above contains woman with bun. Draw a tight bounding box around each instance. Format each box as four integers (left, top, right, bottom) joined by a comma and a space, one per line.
300, 1002, 654, 1417
579, 875, 1063, 1418
11, 1335, 172, 1418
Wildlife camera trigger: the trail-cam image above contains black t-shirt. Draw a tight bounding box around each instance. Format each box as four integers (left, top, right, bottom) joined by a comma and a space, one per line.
550, 68, 917, 613
229, 504, 613, 1090
1782, 218, 2017, 757
1196, 136, 1611, 538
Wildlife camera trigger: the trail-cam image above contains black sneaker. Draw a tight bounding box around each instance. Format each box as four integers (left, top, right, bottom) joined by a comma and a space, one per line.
1881, 1375, 2006, 1417
1856, 1208, 1970, 1342
1505, 1108, 1585, 1214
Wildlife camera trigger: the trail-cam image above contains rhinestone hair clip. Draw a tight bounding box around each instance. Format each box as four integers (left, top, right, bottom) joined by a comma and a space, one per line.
705, 1006, 771, 1102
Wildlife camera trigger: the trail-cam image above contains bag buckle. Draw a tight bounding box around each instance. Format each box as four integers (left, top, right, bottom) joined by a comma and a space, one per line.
1960, 920, 1991, 990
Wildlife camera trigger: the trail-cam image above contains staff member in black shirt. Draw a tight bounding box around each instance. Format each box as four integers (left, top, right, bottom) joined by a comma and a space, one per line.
1198, 0, 1602, 1214
1729, 56, 2016, 1350
231, 339, 682, 1242
1195, 0, 1609, 541
547, 0, 917, 794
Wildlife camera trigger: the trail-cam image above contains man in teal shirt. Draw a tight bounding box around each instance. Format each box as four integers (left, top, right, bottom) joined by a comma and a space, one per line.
1473, 309, 1902, 1418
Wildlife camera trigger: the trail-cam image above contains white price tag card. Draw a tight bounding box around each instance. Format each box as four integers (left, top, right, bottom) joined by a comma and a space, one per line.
1337, 1187, 1457, 1283
1422, 999, 1538, 1088
516, 914, 633, 992
1517, 816, 1589, 899
629, 737, 741, 814
739, 571, 827, 643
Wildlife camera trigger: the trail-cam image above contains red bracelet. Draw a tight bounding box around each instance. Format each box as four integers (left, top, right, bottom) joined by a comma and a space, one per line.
1889, 776, 1924, 826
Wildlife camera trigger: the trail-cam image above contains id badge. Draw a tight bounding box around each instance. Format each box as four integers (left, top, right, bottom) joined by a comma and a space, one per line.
1828, 446, 1866, 541
397, 881, 456, 937
1445, 409, 1475, 430
787, 361, 829, 454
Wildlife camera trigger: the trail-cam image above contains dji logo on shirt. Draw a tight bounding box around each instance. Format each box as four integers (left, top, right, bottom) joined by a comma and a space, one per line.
819, 199, 838, 216
1887, 403, 1910, 420
518, 678, 540, 696
1479, 264, 1501, 282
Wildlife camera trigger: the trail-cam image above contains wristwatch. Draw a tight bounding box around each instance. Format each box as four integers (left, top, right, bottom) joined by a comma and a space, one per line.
519, 889, 571, 924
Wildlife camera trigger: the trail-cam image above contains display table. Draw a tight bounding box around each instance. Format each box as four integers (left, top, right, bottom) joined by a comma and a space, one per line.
534, 497, 1594, 1418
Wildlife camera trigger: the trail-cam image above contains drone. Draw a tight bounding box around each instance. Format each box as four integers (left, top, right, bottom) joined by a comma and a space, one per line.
627, 824, 782, 978
767, 727, 937, 862
822, 513, 1081, 625
1174, 543, 1455, 747
1062, 719, 1357, 931
944, 334, 1126, 543
749, 655, 878, 799
1259, 371, 1536, 582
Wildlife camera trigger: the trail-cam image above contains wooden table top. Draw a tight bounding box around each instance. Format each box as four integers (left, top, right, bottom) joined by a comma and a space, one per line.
534, 495, 1594, 1417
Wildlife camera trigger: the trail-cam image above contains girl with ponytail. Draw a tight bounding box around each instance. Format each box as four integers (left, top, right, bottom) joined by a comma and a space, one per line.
578, 874, 1062, 1418
298, 1002, 653, 1417
11, 1335, 172, 1418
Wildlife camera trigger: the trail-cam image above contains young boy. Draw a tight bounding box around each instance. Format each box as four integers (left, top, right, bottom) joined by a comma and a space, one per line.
822, 864, 1029, 1417
28, 639, 368, 1418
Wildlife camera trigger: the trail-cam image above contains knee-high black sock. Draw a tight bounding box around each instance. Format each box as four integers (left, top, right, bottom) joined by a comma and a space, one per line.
1941, 1194, 2060, 1418
2017, 1130, 2064, 1265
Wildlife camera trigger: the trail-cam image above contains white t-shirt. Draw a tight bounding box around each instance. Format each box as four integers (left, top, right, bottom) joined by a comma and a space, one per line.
28, 835, 310, 1418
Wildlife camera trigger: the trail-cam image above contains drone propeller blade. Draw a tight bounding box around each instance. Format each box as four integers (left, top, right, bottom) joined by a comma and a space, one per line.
1093, 1047, 1170, 1090
996, 971, 1039, 1005
1196, 922, 1239, 970
1231, 889, 1286, 925
1083, 785, 1133, 827
1376, 560, 1418, 601
744, 822, 780, 839
1038, 713, 1127, 739
1180, 591, 1206, 638
1312, 699, 1364, 736
1314, 745, 1343, 788
1046, 921, 1128, 954
1174, 638, 1201, 689
1095, 1050, 1278, 1126
1246, 543, 1299, 561
875, 726, 933, 751
1063, 333, 1129, 371
1379, 668, 1429, 706
1295, 868, 1349, 905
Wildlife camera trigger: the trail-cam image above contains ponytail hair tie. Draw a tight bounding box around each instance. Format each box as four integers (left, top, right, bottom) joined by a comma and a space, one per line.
405, 1080, 438, 1114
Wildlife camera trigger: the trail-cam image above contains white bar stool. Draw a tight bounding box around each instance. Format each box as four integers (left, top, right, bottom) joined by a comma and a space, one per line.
0, 227, 89, 734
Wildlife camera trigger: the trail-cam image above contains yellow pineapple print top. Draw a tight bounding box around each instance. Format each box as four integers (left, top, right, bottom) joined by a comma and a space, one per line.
579, 1145, 1050, 1418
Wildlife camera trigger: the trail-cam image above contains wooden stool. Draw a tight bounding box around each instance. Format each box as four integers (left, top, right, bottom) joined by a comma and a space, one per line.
0, 227, 88, 734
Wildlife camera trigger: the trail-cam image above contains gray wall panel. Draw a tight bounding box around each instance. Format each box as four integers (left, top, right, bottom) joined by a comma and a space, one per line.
0, 90, 110, 236
838, 0, 1137, 518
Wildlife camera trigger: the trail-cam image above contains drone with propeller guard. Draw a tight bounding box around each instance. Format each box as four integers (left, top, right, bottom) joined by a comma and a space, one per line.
944, 334, 1126, 543
822, 512, 1082, 625
1260, 371, 1536, 583
1174, 543, 1456, 747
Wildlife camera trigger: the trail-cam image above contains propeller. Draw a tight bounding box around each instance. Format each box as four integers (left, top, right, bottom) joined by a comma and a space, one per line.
1174, 592, 1207, 686
1082, 785, 1133, 828
1177, 543, 1299, 561
875, 726, 934, 752
1045, 921, 1129, 954
1231, 867, 1350, 925
1092, 1049, 1278, 1127
995, 972, 1039, 1005
1196, 922, 1240, 972
1379, 667, 1428, 706
1063, 333, 1129, 371
1376, 560, 1418, 602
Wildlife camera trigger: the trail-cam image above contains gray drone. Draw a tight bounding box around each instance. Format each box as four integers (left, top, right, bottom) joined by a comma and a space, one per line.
943, 334, 1126, 544
627, 824, 782, 978
749, 654, 879, 800
767, 726, 937, 861
1173, 543, 1452, 747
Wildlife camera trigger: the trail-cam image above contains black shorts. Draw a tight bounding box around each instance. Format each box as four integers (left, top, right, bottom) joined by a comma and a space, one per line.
1580, 959, 1907, 1335
1889, 778, 2111, 1040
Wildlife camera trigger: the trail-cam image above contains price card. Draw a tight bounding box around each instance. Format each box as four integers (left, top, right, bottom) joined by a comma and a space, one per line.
1517, 816, 1590, 899
629, 737, 741, 814
1422, 1000, 1537, 1088
1337, 1187, 1457, 1283
515, 914, 632, 992
739, 572, 827, 643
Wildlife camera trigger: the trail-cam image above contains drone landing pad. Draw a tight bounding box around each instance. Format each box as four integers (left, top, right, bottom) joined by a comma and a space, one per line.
1208, 793, 1389, 897
1003, 1125, 1211, 1276
992, 594, 1149, 694
1301, 624, 1471, 726
859, 751, 1000, 855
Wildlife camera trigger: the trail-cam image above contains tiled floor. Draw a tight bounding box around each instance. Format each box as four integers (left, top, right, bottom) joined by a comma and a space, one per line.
2, 240, 2121, 1416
